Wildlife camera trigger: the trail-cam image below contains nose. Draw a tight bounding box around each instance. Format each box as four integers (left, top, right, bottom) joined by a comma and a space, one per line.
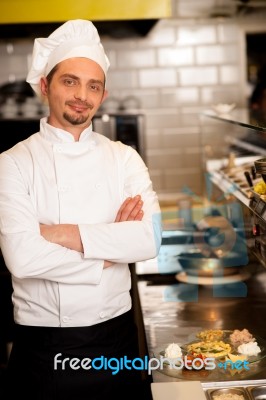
74, 84, 88, 102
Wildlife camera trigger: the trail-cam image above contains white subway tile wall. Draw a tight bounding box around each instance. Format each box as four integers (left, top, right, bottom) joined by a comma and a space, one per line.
140, 26, 176, 47
217, 24, 238, 43
0, 17, 264, 196
178, 66, 218, 86
196, 44, 238, 64
117, 49, 156, 68
161, 87, 199, 105
106, 70, 138, 89
219, 65, 240, 84
158, 47, 194, 66
139, 68, 177, 88
200, 86, 240, 104
176, 25, 217, 45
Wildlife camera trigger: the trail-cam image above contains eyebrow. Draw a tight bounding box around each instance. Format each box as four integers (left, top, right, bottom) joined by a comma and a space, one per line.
61, 74, 104, 87
89, 79, 105, 88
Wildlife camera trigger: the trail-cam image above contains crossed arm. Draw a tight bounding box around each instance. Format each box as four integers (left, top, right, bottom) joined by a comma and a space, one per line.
40, 195, 143, 267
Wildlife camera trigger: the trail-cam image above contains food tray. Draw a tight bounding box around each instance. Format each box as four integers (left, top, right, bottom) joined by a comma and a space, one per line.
246, 385, 266, 399
206, 386, 249, 400
203, 383, 266, 400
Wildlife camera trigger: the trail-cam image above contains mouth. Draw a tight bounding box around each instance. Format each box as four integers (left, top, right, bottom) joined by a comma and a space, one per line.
69, 105, 88, 113
67, 102, 91, 113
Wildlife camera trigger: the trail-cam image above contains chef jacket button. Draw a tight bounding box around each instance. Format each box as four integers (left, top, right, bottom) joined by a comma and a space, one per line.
95, 183, 101, 189
55, 146, 62, 153
99, 312, 105, 319
62, 316, 70, 323
58, 186, 68, 192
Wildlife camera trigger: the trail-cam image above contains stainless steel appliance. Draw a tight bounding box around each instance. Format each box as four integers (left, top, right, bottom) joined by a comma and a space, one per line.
92, 112, 146, 160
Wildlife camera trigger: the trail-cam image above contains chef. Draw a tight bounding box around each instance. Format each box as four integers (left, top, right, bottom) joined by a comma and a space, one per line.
0, 19, 161, 400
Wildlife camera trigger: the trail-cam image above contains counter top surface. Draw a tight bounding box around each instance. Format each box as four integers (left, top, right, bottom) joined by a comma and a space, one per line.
202, 108, 266, 132
137, 266, 266, 385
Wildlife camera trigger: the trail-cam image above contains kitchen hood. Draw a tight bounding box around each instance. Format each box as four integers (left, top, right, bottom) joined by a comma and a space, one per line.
0, 19, 159, 39
0, 0, 170, 39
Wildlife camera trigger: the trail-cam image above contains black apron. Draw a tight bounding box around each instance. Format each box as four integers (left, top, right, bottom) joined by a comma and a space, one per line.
1, 310, 151, 400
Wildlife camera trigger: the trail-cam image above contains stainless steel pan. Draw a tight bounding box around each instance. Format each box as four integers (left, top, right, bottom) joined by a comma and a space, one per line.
177, 248, 243, 277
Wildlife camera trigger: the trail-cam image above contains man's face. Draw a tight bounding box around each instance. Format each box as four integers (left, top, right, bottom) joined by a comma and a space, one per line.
40, 57, 108, 135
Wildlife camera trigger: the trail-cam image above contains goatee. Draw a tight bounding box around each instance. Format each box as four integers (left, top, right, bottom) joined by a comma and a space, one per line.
63, 112, 89, 126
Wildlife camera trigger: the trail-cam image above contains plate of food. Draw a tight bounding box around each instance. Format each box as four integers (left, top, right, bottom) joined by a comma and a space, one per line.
155, 329, 266, 381
182, 328, 266, 364
183, 339, 232, 359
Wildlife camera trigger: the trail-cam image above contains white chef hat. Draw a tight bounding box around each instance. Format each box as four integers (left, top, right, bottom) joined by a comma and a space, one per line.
26, 19, 110, 97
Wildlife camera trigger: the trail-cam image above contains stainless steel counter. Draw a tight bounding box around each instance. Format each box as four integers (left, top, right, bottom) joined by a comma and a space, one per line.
137, 264, 266, 385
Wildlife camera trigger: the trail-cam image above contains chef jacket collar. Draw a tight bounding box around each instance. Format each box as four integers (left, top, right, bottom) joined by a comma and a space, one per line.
39, 117, 96, 144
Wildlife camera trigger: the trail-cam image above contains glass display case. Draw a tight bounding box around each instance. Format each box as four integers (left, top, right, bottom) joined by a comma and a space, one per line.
200, 108, 266, 269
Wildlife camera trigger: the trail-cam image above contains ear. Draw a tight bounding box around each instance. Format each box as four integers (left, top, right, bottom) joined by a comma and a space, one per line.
40, 77, 48, 97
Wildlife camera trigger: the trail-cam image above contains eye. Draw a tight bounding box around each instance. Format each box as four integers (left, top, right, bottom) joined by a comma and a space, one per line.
90, 84, 101, 92
63, 78, 77, 87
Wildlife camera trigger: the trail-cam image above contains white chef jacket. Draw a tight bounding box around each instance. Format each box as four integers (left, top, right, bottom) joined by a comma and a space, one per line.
0, 118, 162, 327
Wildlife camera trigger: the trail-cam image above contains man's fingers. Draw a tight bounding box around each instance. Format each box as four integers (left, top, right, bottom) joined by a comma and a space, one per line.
115, 196, 143, 222
115, 197, 132, 222
133, 210, 144, 221
126, 200, 143, 220
122, 196, 142, 220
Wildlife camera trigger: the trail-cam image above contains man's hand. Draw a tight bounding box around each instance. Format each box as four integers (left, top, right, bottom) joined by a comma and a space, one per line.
115, 195, 143, 222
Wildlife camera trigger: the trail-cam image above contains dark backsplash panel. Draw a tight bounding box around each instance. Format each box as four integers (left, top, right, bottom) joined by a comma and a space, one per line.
0, 118, 40, 153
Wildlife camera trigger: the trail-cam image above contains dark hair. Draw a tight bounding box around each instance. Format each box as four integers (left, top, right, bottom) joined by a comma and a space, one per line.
46, 65, 58, 86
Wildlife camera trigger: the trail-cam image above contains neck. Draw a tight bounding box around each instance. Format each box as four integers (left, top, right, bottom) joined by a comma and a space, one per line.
47, 117, 91, 141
